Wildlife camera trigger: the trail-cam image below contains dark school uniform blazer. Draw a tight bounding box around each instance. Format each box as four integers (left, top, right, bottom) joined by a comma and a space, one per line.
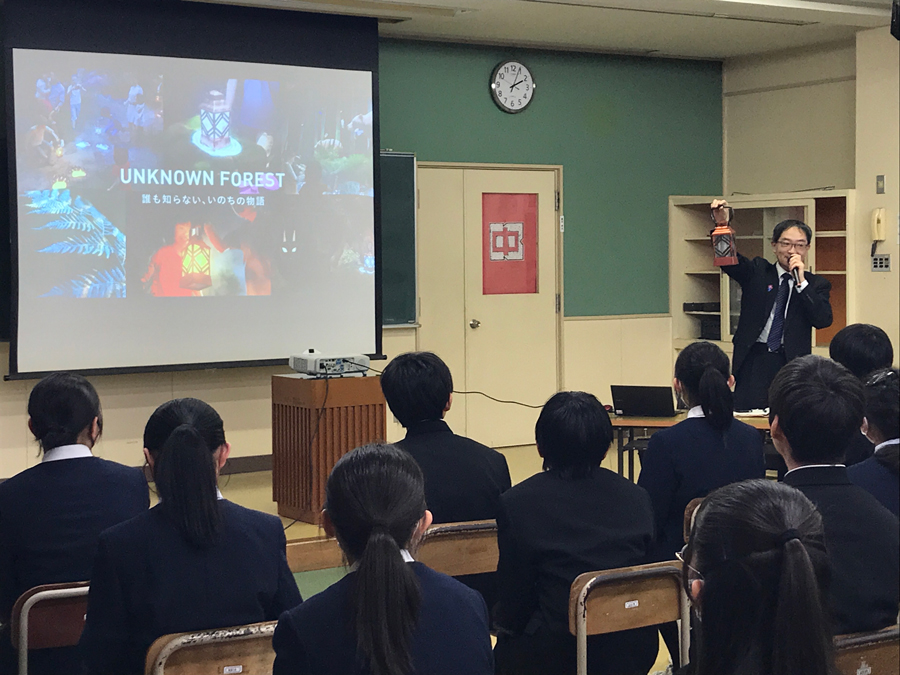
272, 562, 494, 675
848, 451, 899, 517
637, 416, 766, 562
396, 420, 511, 524
494, 469, 658, 669
80, 500, 302, 675
0, 456, 149, 621
843, 432, 875, 467
722, 254, 832, 374
782, 465, 899, 635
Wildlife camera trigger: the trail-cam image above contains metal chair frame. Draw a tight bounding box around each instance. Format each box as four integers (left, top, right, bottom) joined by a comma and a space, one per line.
573, 563, 690, 675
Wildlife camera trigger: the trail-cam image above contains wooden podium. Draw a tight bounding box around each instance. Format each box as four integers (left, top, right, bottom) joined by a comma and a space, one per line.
272, 374, 386, 523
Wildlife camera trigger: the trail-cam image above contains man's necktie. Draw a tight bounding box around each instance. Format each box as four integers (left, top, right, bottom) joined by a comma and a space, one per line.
767, 272, 792, 352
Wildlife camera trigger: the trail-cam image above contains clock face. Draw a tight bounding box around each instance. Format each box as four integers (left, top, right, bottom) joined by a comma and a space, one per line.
490, 61, 534, 114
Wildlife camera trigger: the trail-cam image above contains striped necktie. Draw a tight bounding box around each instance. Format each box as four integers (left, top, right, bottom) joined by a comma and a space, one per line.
767, 272, 792, 352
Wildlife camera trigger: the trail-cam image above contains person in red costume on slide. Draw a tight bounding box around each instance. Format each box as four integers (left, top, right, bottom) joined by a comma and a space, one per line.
142, 222, 195, 297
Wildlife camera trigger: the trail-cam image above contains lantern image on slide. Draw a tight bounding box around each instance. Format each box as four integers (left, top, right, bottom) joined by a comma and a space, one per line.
180, 225, 211, 291
199, 90, 231, 151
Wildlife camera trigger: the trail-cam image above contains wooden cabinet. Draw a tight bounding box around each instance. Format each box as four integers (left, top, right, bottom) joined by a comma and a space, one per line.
669, 190, 855, 359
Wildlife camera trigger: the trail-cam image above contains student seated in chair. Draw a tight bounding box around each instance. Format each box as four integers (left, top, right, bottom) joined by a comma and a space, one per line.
829, 323, 894, 466
0, 373, 148, 675
272, 443, 493, 675
848, 368, 899, 517
771, 356, 899, 635
80, 398, 301, 675
380, 351, 511, 525
638, 340, 765, 564
494, 391, 658, 675
678, 479, 837, 675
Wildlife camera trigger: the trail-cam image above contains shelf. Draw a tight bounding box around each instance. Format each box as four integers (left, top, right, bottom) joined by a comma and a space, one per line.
684, 235, 765, 242
685, 311, 720, 316
815, 231, 846, 238
817, 270, 846, 275
685, 270, 721, 276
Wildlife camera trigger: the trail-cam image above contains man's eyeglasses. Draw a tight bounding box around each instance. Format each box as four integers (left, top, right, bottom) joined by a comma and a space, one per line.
775, 239, 809, 251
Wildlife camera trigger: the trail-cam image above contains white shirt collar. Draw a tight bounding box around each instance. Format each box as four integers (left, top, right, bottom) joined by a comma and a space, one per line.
216, 487, 224, 500
41, 444, 93, 463
784, 463, 846, 477
874, 438, 900, 454
775, 261, 790, 279
686, 405, 705, 419
348, 548, 414, 572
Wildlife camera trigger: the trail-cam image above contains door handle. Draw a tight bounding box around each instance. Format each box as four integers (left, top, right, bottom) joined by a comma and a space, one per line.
469, 319, 481, 329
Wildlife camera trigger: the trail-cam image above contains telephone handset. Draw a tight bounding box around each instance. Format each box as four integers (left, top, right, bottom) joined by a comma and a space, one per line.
871, 207, 886, 256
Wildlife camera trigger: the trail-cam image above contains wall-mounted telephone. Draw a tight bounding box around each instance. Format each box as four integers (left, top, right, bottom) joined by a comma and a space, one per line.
871, 207, 886, 256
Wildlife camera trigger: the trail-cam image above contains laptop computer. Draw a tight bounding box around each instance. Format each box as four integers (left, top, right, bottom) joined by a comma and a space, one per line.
610, 385, 678, 417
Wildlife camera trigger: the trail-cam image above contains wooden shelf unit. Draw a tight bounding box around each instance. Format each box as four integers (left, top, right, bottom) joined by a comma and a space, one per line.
669, 191, 855, 360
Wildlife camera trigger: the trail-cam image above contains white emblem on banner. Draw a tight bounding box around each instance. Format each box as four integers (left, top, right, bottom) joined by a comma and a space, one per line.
489, 222, 524, 261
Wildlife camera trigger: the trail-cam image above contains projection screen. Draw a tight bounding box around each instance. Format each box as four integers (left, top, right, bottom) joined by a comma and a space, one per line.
11, 48, 377, 375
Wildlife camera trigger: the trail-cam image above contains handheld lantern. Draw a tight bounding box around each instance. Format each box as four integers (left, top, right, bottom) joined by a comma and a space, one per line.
710, 205, 738, 267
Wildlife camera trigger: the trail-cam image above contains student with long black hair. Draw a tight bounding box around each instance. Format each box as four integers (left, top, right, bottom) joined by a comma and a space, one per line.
80, 398, 301, 675
848, 368, 899, 516
638, 341, 765, 563
0, 373, 148, 675
679, 479, 837, 675
273, 443, 493, 675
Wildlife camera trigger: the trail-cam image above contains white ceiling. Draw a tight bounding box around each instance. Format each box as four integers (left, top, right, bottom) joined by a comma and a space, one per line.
195, 0, 894, 59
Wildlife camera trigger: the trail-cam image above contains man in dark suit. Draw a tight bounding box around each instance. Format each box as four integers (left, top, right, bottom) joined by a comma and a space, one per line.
712, 200, 833, 411
380, 352, 511, 524
770, 355, 899, 635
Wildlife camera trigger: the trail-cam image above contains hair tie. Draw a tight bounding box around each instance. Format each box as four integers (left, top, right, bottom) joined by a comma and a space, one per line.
370, 523, 390, 536
776, 529, 801, 546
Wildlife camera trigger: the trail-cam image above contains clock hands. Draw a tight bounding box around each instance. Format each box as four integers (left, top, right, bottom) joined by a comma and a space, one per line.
509, 66, 523, 91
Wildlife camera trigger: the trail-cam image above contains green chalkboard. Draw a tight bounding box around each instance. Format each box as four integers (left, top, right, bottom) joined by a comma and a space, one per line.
380, 152, 417, 325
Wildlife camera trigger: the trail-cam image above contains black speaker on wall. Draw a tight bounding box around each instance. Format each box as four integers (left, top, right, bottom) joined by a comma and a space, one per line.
892, 0, 899, 40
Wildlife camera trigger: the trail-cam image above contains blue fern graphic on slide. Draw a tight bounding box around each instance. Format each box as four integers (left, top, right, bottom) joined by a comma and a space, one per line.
43, 269, 127, 298
25, 189, 127, 298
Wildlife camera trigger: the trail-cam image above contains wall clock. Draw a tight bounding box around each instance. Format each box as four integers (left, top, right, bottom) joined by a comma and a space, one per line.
490, 60, 535, 114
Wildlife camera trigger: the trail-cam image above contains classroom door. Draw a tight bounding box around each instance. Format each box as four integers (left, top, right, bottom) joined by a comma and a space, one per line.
462, 168, 560, 447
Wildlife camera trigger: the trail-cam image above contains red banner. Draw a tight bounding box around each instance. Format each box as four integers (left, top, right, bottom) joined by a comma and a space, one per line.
482, 193, 538, 295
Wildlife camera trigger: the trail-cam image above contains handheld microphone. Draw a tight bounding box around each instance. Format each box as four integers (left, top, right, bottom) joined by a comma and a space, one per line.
791, 267, 800, 286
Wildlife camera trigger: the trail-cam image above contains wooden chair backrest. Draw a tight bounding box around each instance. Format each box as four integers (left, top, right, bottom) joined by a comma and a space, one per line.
568, 561, 685, 636
834, 624, 899, 675
683, 497, 704, 544
416, 520, 498, 577
145, 621, 277, 675
10, 581, 90, 651
285, 536, 344, 573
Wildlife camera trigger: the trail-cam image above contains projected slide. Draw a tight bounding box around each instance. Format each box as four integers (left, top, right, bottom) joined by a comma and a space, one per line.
12, 49, 376, 372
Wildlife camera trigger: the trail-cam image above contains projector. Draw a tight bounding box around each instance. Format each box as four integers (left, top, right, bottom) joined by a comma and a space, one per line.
289, 350, 370, 376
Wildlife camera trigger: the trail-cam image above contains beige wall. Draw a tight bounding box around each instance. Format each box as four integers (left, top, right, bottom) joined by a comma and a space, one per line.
723, 41, 856, 195
853, 28, 900, 354
0, 329, 416, 479
0, 314, 675, 480
563, 315, 674, 399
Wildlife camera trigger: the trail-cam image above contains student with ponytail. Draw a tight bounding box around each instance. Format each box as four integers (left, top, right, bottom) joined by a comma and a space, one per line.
638, 341, 765, 563
80, 398, 301, 675
0, 373, 148, 675
273, 443, 493, 675
679, 479, 837, 675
